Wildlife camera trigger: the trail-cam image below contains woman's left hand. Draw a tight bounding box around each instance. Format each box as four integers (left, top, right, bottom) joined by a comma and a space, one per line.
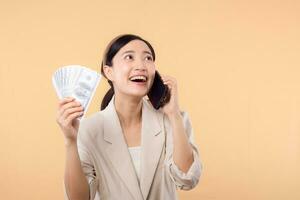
159, 75, 181, 117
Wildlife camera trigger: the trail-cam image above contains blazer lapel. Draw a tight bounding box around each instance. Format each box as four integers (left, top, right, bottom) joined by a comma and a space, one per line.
102, 96, 143, 200
102, 96, 164, 200
139, 99, 164, 200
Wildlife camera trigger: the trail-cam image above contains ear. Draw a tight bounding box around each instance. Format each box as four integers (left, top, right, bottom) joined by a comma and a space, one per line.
103, 65, 114, 81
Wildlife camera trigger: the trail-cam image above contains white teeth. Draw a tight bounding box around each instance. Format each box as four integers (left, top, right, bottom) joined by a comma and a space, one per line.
130, 75, 147, 81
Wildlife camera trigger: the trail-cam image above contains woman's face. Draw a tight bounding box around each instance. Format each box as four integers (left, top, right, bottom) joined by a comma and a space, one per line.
104, 39, 156, 98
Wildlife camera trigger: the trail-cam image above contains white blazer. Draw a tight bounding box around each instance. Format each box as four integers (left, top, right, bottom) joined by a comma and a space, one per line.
64, 95, 203, 200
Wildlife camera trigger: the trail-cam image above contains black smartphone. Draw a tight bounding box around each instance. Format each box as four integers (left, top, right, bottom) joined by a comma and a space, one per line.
147, 71, 171, 109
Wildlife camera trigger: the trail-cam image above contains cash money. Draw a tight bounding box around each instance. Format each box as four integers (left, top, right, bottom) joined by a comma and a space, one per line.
52, 65, 102, 120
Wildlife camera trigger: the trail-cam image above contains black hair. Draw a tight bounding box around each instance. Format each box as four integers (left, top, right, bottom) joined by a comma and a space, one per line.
100, 34, 156, 110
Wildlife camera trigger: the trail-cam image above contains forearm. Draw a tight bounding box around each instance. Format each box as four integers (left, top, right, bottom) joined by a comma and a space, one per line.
64, 142, 89, 200
168, 112, 194, 173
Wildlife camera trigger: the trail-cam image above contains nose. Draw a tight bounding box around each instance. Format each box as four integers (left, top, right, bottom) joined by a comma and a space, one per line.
134, 58, 147, 71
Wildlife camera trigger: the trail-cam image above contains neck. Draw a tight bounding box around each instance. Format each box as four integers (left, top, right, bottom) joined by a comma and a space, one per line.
113, 92, 143, 127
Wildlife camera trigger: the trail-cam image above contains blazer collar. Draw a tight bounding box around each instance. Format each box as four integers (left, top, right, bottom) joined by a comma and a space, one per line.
102, 95, 165, 200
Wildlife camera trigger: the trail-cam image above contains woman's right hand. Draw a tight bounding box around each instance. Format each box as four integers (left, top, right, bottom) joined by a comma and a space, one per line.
56, 97, 84, 145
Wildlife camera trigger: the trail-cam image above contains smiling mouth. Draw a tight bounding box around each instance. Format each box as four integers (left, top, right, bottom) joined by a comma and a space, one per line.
131, 79, 146, 83
129, 75, 148, 83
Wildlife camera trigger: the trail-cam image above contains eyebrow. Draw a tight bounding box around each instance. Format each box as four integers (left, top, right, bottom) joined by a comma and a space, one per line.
122, 50, 153, 56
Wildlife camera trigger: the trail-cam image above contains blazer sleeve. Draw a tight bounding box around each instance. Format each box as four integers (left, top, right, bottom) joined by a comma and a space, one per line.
63, 120, 99, 200
164, 111, 203, 190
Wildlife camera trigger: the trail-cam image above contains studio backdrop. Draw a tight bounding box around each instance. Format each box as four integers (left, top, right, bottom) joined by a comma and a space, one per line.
1, 0, 300, 199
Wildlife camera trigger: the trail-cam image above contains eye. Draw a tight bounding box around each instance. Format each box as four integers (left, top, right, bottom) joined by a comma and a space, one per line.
145, 55, 153, 61
124, 54, 133, 60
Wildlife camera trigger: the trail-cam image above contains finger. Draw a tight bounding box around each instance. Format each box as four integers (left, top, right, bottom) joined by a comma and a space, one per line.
167, 84, 172, 90
59, 101, 82, 115
164, 81, 177, 93
162, 81, 172, 88
65, 111, 84, 125
57, 98, 77, 121
61, 105, 84, 121
161, 75, 169, 80
163, 83, 173, 89
57, 101, 82, 118
58, 97, 75, 108
163, 77, 177, 85
161, 75, 169, 81
163, 80, 173, 85
163, 78, 177, 86
57, 105, 82, 124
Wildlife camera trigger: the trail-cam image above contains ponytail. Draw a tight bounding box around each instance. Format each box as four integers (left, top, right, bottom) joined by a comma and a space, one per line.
100, 80, 114, 110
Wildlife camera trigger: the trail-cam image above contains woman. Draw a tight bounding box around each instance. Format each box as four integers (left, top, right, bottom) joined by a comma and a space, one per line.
56, 34, 202, 200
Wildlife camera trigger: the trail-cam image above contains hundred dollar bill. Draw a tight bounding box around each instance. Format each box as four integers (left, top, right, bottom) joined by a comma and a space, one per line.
52, 65, 102, 120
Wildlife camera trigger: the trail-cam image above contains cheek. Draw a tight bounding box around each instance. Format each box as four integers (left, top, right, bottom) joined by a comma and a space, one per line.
148, 65, 156, 79
146, 63, 155, 77
113, 68, 130, 83
114, 73, 126, 84
149, 64, 156, 73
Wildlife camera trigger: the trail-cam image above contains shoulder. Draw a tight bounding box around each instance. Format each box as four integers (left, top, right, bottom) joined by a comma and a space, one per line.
77, 111, 106, 142
80, 111, 104, 129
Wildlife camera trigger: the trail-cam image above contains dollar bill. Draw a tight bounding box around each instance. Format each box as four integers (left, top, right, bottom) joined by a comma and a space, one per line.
52, 65, 102, 120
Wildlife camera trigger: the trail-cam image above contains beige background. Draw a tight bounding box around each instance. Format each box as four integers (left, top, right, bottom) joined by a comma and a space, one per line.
1, 0, 300, 199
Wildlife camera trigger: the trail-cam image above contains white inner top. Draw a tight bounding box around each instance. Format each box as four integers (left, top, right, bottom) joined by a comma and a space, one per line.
128, 146, 142, 182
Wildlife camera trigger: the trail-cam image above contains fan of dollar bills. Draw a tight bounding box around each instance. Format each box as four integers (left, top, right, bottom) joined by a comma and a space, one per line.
52, 65, 102, 119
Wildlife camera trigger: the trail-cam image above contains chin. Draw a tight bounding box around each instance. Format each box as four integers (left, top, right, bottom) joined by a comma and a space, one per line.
126, 89, 148, 98
131, 92, 148, 98
123, 84, 151, 98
